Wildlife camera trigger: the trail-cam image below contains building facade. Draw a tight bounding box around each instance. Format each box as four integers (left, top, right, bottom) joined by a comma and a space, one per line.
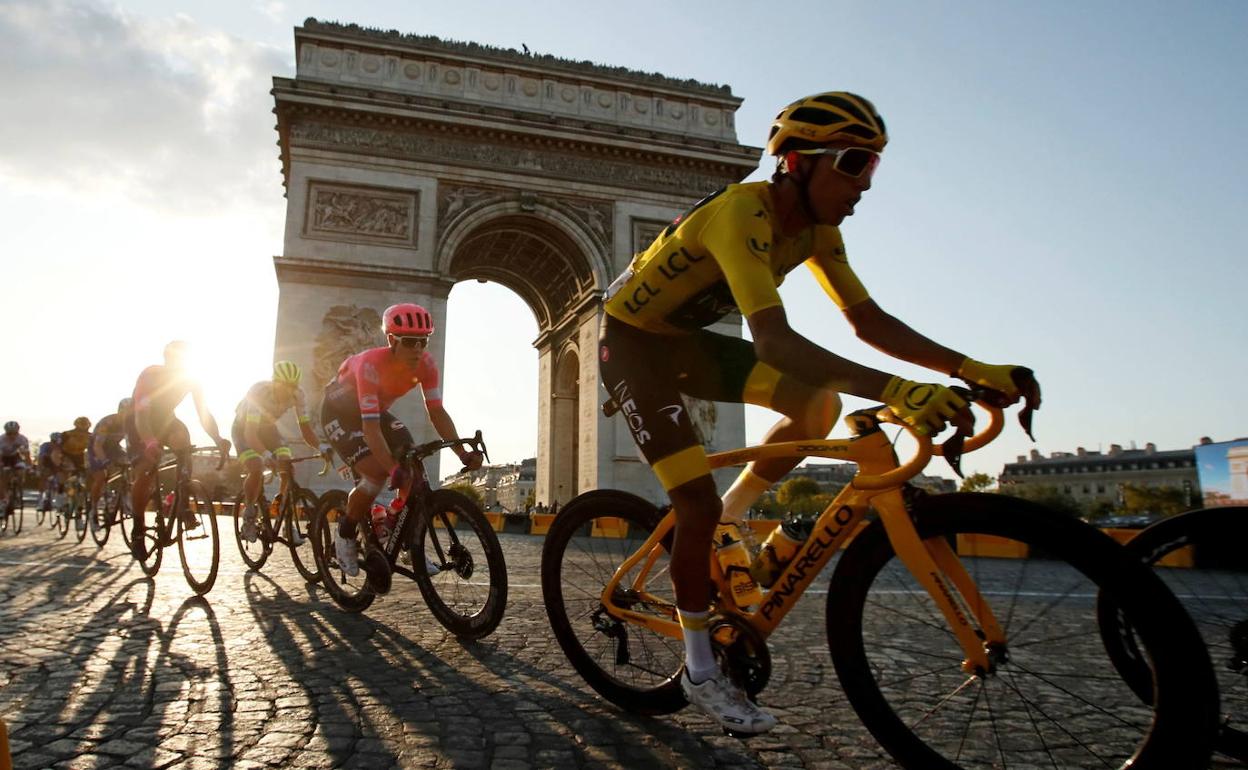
999, 442, 1201, 508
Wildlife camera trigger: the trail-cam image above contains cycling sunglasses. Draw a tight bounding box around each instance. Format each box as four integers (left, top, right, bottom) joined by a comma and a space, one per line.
393, 335, 429, 349
795, 146, 881, 180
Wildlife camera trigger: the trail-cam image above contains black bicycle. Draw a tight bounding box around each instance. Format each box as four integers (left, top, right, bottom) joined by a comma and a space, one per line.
90, 461, 135, 548
50, 472, 88, 543
311, 431, 508, 640
233, 454, 329, 584
133, 446, 226, 596
1100, 505, 1248, 763
0, 467, 25, 535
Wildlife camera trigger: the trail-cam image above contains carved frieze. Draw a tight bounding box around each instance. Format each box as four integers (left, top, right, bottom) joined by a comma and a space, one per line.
290, 121, 729, 198
305, 182, 418, 247
312, 305, 383, 393
437, 182, 613, 248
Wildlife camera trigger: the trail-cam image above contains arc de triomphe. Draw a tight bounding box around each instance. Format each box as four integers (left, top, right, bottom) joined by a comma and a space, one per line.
271, 20, 758, 502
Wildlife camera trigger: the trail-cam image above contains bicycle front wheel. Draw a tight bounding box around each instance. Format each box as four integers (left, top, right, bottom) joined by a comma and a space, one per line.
55, 498, 71, 540
9, 491, 21, 535
540, 490, 685, 715
177, 481, 220, 596
73, 487, 89, 544
90, 487, 113, 547
310, 490, 374, 613
287, 488, 321, 585
233, 494, 272, 571
1103, 506, 1248, 762
828, 492, 1219, 770
410, 490, 507, 640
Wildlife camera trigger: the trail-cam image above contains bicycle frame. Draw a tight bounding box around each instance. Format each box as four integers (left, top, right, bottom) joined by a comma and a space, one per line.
599, 405, 1008, 675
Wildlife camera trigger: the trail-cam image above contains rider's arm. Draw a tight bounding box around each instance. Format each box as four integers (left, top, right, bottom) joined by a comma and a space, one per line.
190, 384, 225, 445
293, 389, 319, 449
748, 305, 893, 399
843, 299, 966, 376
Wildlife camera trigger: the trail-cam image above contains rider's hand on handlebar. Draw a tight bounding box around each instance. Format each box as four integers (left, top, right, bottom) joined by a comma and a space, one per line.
956, 359, 1041, 439
142, 438, 162, 463
216, 437, 232, 459
318, 442, 334, 461
458, 449, 484, 472
881, 376, 970, 437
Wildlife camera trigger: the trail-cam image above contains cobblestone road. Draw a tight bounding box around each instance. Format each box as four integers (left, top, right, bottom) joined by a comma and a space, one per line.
0, 517, 1240, 769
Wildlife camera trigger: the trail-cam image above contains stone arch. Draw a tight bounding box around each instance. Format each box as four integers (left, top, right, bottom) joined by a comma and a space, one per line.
270, 20, 756, 499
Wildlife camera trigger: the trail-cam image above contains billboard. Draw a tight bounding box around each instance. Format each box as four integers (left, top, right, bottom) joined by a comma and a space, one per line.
1195, 438, 1248, 507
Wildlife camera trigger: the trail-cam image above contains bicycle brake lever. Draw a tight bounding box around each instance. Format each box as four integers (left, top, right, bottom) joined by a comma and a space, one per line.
942, 431, 966, 478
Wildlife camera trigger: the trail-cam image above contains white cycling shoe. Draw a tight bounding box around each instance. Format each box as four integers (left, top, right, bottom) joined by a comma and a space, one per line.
241, 505, 259, 543
681, 669, 777, 735
334, 531, 360, 576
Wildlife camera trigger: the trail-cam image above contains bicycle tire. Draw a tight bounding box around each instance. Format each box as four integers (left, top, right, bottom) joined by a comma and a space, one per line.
1101, 506, 1248, 762
90, 486, 113, 547
309, 490, 375, 613
287, 488, 321, 585
827, 492, 1219, 770
541, 489, 685, 715
117, 484, 135, 550
233, 493, 272, 571
410, 489, 508, 640
9, 488, 22, 535
136, 485, 165, 578
55, 495, 71, 540
73, 482, 89, 544
178, 480, 220, 596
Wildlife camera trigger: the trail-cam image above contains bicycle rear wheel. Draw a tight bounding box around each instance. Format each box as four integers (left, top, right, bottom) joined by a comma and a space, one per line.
828, 492, 1218, 770
233, 493, 272, 571
1101, 506, 1248, 762
410, 489, 507, 640
287, 488, 321, 585
178, 480, 220, 595
310, 490, 375, 613
540, 490, 685, 715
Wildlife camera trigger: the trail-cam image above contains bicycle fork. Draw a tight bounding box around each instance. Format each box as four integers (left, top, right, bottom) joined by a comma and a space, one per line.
874, 490, 1005, 676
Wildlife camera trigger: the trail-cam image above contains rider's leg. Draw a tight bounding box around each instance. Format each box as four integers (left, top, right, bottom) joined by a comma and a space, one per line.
240, 453, 265, 542
721, 369, 842, 522
667, 475, 723, 676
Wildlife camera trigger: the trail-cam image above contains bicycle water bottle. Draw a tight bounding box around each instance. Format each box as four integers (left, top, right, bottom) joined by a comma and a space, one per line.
750, 513, 815, 588
370, 503, 391, 543
162, 492, 175, 516
715, 523, 763, 607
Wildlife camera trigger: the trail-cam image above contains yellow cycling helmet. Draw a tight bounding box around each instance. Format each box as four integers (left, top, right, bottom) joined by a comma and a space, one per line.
273, 360, 302, 385
766, 92, 888, 155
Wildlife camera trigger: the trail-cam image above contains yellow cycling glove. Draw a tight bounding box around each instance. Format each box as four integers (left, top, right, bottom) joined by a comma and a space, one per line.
956, 358, 1024, 400
880, 376, 968, 436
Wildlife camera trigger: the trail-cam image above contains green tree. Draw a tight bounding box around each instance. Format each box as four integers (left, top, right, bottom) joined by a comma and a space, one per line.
959, 472, 996, 493
445, 482, 483, 508
776, 476, 821, 507
1121, 484, 1188, 518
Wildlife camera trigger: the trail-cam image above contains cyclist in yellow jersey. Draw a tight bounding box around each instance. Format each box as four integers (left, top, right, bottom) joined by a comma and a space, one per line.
59, 417, 92, 475
600, 91, 1041, 734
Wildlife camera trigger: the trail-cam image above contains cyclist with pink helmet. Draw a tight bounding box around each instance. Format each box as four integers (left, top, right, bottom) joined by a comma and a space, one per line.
320, 302, 484, 590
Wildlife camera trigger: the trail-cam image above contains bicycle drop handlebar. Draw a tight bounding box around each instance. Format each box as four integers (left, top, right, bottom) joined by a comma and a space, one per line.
402, 430, 489, 469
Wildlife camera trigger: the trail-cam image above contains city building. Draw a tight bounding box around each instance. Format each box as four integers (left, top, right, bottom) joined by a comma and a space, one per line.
441, 458, 535, 512
998, 440, 1203, 508
782, 462, 956, 496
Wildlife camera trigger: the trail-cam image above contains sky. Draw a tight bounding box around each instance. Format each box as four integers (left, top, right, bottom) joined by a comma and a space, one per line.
2, 0, 1246, 483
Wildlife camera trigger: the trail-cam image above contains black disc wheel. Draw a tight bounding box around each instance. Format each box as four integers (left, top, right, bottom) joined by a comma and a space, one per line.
287, 488, 321, 585
233, 494, 272, 571
827, 492, 1219, 770
310, 490, 374, 613
410, 489, 507, 640
540, 490, 685, 715
1101, 506, 1248, 762
177, 480, 220, 596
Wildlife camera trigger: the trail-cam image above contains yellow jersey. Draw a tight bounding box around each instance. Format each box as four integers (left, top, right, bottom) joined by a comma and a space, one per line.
603, 182, 870, 335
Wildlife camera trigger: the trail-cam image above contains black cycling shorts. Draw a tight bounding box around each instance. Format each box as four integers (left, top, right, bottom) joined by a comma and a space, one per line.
320, 395, 413, 469
598, 314, 779, 491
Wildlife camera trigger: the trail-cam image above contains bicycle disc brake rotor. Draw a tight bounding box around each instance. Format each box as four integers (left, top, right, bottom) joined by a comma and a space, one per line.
709, 615, 771, 698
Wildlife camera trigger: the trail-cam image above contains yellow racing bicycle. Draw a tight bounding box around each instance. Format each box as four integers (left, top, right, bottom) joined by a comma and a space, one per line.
541, 397, 1219, 769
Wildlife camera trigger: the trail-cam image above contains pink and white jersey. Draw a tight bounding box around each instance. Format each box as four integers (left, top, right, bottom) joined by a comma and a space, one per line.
333, 347, 442, 419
